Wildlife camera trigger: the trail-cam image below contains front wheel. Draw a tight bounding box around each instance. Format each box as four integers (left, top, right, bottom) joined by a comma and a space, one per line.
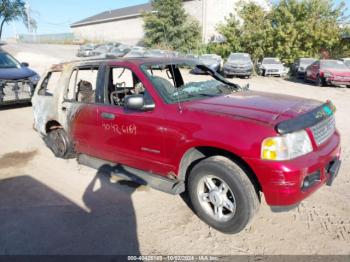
188, 156, 260, 234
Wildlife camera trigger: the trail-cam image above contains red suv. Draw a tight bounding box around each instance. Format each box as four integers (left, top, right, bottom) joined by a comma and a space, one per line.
32, 58, 341, 233
305, 59, 350, 87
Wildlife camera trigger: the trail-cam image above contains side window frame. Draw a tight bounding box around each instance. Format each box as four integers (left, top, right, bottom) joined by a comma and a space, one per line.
37, 71, 61, 97
104, 64, 155, 108
64, 64, 101, 104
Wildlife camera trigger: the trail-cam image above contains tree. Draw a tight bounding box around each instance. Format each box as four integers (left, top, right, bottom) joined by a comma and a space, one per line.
270, 0, 347, 64
143, 0, 201, 53
207, 14, 242, 58
209, 0, 349, 63
0, 0, 35, 40
208, 2, 273, 63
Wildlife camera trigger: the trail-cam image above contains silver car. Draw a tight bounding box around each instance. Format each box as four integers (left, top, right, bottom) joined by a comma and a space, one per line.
259, 57, 288, 77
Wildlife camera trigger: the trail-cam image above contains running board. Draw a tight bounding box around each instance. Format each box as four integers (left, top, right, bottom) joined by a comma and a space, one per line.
78, 154, 185, 195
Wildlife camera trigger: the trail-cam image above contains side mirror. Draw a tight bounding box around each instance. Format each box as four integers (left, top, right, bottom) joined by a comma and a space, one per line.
125, 95, 155, 111
21, 62, 29, 67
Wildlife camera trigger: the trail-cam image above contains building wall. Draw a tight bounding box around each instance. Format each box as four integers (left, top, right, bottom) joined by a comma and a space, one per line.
184, 0, 269, 42
72, 0, 270, 44
71, 17, 145, 45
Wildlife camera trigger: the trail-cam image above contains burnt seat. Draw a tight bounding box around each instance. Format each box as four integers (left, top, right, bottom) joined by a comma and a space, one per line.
76, 80, 95, 103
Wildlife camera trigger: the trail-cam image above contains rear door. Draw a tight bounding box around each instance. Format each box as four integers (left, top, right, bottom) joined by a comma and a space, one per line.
59, 64, 103, 157
32, 70, 62, 134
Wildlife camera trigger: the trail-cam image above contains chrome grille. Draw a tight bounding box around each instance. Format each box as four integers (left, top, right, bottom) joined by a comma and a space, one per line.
310, 115, 336, 146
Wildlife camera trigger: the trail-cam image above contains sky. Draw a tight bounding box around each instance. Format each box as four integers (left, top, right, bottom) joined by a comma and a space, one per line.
2, 0, 350, 39
3, 0, 149, 38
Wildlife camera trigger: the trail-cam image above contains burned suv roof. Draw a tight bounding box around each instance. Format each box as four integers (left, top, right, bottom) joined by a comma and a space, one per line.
56, 57, 198, 68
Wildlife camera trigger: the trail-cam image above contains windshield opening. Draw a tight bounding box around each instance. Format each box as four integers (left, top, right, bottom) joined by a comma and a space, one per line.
321, 60, 348, 70
262, 58, 281, 64
0, 52, 20, 69
141, 62, 239, 104
228, 53, 251, 62
300, 58, 316, 65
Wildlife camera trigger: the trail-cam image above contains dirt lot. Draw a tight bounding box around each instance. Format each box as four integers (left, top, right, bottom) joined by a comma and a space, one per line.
0, 43, 349, 255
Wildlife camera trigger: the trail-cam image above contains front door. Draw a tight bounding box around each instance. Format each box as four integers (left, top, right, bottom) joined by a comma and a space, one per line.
97, 64, 169, 176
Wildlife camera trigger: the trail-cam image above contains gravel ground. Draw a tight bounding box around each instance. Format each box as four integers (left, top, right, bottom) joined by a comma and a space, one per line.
0, 44, 349, 255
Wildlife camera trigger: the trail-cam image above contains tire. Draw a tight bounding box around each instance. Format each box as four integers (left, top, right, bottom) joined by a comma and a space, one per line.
346, 85, 350, 88
46, 129, 75, 159
316, 75, 325, 87
188, 156, 260, 234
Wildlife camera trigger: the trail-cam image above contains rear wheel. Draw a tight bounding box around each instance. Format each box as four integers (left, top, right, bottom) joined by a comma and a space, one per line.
188, 156, 260, 234
46, 129, 75, 159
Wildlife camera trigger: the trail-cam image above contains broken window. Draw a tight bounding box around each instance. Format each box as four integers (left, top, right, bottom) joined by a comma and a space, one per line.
38, 71, 61, 96
66, 67, 99, 103
107, 67, 153, 107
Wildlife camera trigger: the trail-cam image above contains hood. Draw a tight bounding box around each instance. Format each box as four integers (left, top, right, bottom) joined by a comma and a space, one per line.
184, 91, 323, 126
0, 66, 37, 80
262, 64, 284, 70
324, 69, 350, 76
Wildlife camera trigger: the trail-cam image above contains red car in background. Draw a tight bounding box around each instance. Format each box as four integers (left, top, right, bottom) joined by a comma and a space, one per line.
305, 59, 350, 87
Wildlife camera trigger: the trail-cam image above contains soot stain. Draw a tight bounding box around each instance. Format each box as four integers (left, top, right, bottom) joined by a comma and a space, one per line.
0, 150, 38, 170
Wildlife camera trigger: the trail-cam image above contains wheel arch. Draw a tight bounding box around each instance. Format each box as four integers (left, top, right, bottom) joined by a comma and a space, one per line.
178, 146, 262, 194
45, 120, 63, 134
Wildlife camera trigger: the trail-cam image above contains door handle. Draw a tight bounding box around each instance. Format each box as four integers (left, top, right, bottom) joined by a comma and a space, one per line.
62, 106, 67, 112
101, 112, 116, 120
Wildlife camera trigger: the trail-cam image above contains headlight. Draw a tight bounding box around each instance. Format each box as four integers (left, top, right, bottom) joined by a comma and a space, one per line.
261, 130, 313, 161
29, 74, 40, 84
324, 71, 333, 78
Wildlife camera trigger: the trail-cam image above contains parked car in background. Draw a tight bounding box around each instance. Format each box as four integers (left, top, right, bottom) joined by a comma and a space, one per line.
91, 45, 114, 57
124, 49, 145, 58
258, 57, 288, 77
192, 54, 222, 74
76, 44, 97, 57
223, 53, 253, 78
0, 50, 40, 105
144, 49, 167, 58
32, 57, 341, 234
106, 45, 132, 58
340, 58, 350, 68
305, 59, 350, 87
292, 58, 317, 78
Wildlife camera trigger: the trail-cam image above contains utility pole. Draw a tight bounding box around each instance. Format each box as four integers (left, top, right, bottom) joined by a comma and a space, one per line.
201, 0, 207, 43
25, 1, 31, 33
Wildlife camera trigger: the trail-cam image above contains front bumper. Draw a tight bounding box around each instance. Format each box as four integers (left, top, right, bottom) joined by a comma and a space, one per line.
326, 77, 350, 86
244, 131, 341, 207
0, 79, 35, 105
224, 68, 252, 76
264, 69, 287, 76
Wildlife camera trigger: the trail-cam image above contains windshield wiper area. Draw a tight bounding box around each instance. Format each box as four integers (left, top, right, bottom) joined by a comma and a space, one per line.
195, 65, 242, 91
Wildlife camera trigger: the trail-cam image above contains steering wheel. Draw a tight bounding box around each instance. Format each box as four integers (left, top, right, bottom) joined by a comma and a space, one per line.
110, 90, 125, 106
